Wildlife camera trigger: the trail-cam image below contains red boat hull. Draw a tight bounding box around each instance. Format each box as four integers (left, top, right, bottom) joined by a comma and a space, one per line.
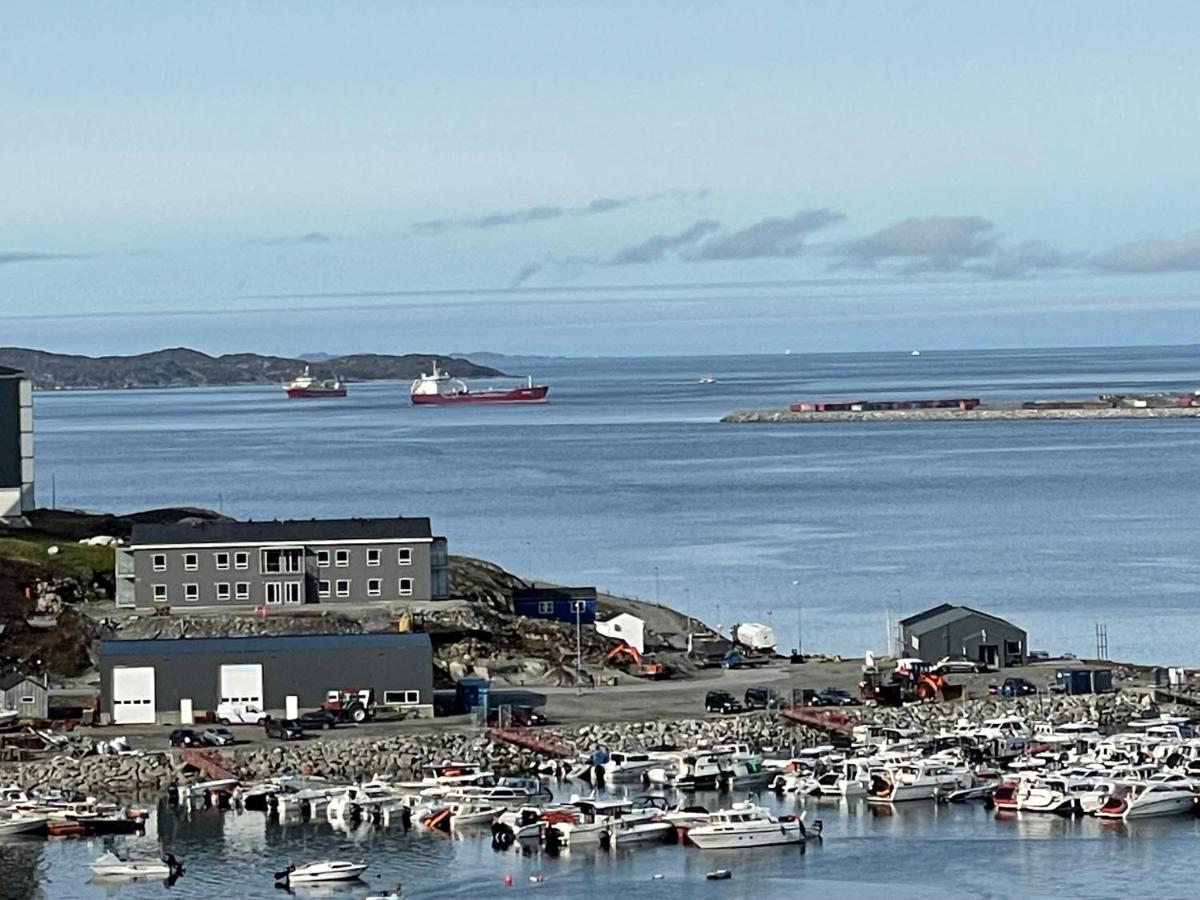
286, 388, 347, 399
411, 385, 549, 405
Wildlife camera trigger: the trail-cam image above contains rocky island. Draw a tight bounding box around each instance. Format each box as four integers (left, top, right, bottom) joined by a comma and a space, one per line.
0, 347, 504, 391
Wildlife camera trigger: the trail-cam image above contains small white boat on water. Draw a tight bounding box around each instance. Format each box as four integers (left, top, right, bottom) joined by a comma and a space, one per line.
450, 802, 505, 827
698, 376, 716, 385
276, 860, 368, 885
89, 852, 183, 880
687, 803, 805, 849
603, 751, 663, 783
0, 813, 47, 835
1095, 781, 1198, 820
868, 762, 972, 803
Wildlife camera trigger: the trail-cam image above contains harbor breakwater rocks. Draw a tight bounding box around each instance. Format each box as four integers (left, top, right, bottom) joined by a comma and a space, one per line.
1, 690, 1162, 796
722, 407, 1200, 424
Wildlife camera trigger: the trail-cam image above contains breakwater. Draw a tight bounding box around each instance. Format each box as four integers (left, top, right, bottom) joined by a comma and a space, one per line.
722, 406, 1200, 424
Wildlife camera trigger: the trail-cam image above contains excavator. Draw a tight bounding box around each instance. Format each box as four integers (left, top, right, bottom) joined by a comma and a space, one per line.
602, 642, 668, 679
859, 660, 961, 705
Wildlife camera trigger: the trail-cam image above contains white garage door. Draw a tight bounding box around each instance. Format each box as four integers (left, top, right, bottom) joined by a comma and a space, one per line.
112, 666, 156, 725
220, 664, 264, 707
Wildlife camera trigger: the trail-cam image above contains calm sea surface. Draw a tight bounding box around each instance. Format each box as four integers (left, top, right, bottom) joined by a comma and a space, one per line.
33, 345, 1200, 664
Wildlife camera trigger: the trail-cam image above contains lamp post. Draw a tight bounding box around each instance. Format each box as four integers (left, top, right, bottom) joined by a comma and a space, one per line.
573, 600, 584, 690
791, 580, 803, 658
654, 566, 660, 605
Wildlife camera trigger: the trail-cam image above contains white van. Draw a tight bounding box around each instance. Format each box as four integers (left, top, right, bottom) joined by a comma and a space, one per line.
216, 703, 267, 725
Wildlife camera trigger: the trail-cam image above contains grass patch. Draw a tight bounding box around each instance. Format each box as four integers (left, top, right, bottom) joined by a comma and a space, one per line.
0, 538, 114, 582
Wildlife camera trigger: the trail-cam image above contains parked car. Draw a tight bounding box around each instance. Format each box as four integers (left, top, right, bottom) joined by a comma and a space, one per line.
992, 677, 1039, 698
810, 687, 861, 707
933, 655, 988, 674
705, 690, 743, 715
168, 728, 200, 747
487, 705, 549, 727
296, 710, 338, 731
216, 702, 268, 725
743, 687, 783, 710
263, 716, 304, 741
1028, 650, 1051, 661
201, 726, 236, 747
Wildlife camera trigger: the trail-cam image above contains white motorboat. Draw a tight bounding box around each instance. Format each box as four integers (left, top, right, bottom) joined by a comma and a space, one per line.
1014, 776, 1079, 814
568, 798, 672, 847
1095, 781, 1198, 820
603, 751, 662, 783
645, 751, 728, 790
868, 762, 971, 803
276, 860, 368, 885
815, 760, 870, 797
687, 803, 805, 849
0, 813, 47, 835
450, 802, 504, 827
89, 851, 183, 880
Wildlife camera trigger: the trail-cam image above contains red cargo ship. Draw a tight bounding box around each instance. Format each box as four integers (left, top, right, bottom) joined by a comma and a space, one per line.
283, 368, 347, 399
410, 363, 548, 406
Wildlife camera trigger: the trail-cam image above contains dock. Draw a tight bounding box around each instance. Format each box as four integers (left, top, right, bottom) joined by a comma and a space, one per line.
487, 727, 575, 759
179, 748, 239, 781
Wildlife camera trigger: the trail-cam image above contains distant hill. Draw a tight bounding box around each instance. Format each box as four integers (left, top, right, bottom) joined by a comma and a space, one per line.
0, 347, 505, 391
452, 351, 567, 369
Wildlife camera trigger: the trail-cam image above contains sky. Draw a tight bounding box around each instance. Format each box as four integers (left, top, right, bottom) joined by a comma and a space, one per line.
2, 2, 1199, 357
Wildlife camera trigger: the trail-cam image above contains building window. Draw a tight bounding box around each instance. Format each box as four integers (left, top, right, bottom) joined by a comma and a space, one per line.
335, 579, 351, 598
366, 548, 381, 567
261, 547, 303, 574
383, 690, 421, 705
316, 549, 331, 567
214, 552, 230, 570
152, 584, 168, 603
538, 601, 555, 614
318, 580, 331, 599
183, 553, 198, 571
397, 547, 412, 566
234, 551, 249, 570
151, 554, 167, 572
215, 583, 231, 601
335, 549, 351, 567
183, 583, 199, 602
235, 582, 250, 601
367, 578, 382, 597
19, 696, 35, 706
264, 582, 283, 605
398, 578, 414, 597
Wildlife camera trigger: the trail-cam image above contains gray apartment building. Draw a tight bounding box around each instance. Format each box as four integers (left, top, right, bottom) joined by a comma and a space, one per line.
0, 366, 35, 524
116, 517, 449, 610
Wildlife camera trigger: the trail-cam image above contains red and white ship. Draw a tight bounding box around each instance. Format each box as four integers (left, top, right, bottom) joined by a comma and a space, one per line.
410, 362, 549, 406
283, 367, 347, 399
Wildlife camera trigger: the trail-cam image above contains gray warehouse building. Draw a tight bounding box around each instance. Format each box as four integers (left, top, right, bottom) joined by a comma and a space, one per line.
899, 604, 1026, 670
98, 633, 434, 725
0, 366, 35, 524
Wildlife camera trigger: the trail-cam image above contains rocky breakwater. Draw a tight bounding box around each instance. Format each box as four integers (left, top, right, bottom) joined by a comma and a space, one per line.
722, 407, 1200, 424
9, 752, 179, 797
860, 688, 1154, 733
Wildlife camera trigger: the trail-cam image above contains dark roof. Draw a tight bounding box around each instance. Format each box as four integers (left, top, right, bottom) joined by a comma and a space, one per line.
99, 633, 432, 657
0, 366, 22, 378
900, 604, 1023, 636
131, 517, 433, 546
512, 586, 598, 603
0, 673, 41, 691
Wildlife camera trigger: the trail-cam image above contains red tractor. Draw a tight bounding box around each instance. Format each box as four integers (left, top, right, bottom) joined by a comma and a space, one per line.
322, 689, 377, 724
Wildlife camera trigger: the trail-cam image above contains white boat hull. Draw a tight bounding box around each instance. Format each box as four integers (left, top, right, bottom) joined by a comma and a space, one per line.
286, 863, 368, 884
689, 821, 803, 849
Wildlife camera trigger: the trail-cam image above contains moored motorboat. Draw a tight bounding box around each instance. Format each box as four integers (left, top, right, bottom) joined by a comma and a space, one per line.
1095, 781, 1198, 820
89, 851, 183, 880
0, 813, 47, 835
276, 860, 368, 884
687, 803, 805, 849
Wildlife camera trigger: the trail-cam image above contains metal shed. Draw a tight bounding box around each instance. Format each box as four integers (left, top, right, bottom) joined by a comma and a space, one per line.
899, 604, 1027, 669
98, 633, 434, 725
0, 673, 49, 720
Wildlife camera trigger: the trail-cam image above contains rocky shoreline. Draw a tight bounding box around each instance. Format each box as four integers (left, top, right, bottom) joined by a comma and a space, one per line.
5, 690, 1158, 797
722, 406, 1200, 424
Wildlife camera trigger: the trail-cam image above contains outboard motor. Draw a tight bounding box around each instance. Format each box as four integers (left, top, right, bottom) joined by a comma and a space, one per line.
491, 821, 515, 850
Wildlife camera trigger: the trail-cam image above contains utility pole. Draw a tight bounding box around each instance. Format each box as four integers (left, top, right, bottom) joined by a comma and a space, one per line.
654, 566, 660, 605
791, 580, 803, 658
574, 600, 583, 690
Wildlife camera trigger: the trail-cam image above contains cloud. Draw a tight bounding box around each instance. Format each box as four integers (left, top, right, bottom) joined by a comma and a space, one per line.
689, 209, 844, 261
247, 231, 332, 246
983, 240, 1072, 278
465, 206, 563, 229
835, 215, 997, 274
0, 251, 84, 265
1091, 231, 1200, 273
605, 220, 721, 265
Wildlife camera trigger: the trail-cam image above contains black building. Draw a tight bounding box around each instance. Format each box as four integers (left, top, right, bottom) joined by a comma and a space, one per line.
0, 365, 34, 524
98, 633, 434, 725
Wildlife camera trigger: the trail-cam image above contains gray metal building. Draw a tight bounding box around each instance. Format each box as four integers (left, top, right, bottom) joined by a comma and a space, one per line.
115, 517, 449, 610
0, 673, 49, 720
98, 633, 434, 724
0, 366, 35, 524
899, 604, 1027, 669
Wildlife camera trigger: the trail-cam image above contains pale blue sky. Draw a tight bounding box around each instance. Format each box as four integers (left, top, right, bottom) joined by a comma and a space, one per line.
2, 3, 1199, 355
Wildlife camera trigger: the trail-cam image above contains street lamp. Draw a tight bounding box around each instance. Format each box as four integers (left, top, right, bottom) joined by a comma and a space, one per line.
654, 566, 660, 605
572, 600, 586, 690
791, 580, 803, 658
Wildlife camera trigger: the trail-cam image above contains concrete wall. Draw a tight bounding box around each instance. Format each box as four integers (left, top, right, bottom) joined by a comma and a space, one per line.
128, 539, 443, 610
0, 377, 33, 519
99, 636, 434, 721
904, 616, 1026, 669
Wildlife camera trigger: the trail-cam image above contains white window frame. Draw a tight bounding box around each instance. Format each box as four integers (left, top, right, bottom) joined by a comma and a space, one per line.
214, 551, 230, 570
538, 600, 555, 615
234, 551, 249, 570
151, 554, 167, 572
318, 580, 331, 599
398, 577, 414, 597
335, 579, 351, 598
235, 582, 250, 601
18, 695, 35, 706
316, 549, 331, 567
261, 547, 303, 574
397, 547, 412, 566
283, 582, 303, 605
367, 578, 382, 597
152, 584, 168, 603
366, 548, 382, 567
335, 549, 351, 568
383, 690, 421, 706
215, 582, 231, 601
183, 553, 199, 572
183, 583, 199, 603
264, 582, 284, 605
